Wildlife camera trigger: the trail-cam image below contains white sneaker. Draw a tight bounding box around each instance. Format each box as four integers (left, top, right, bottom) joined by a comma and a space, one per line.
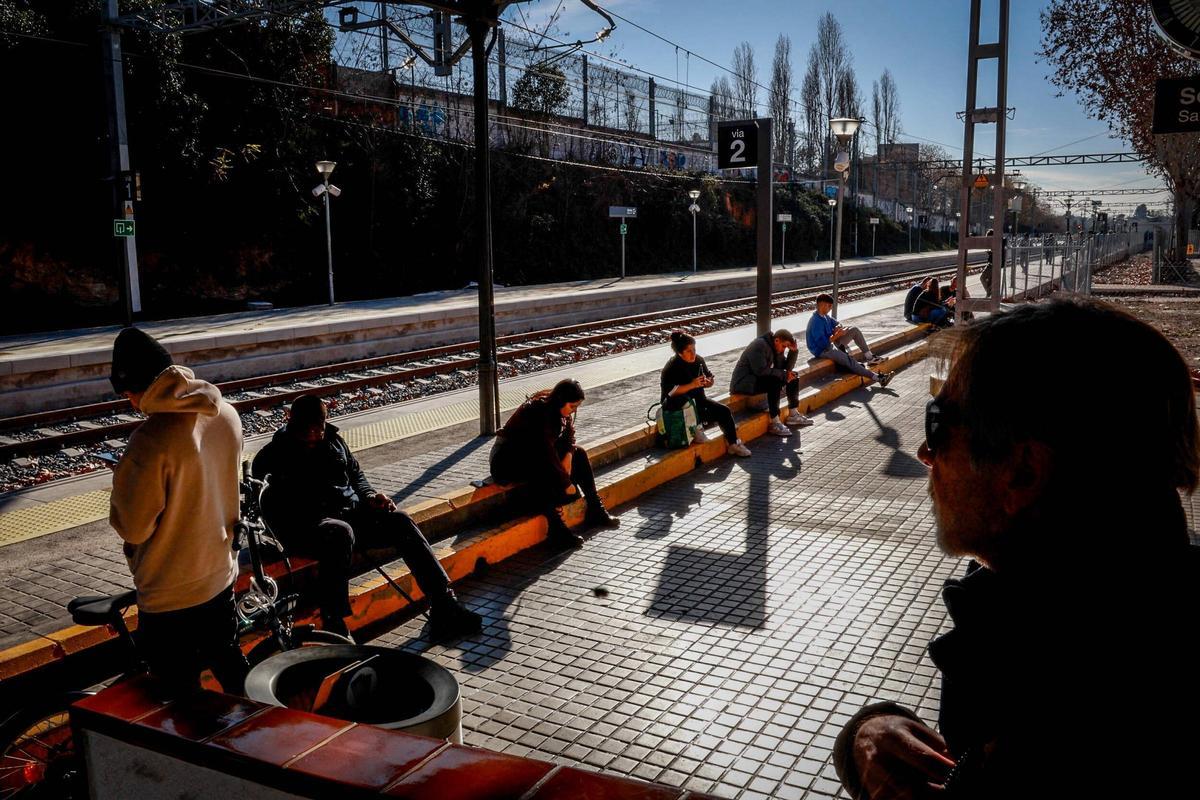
767, 421, 792, 437
867, 353, 886, 366
727, 441, 752, 457
784, 413, 814, 428
691, 426, 710, 444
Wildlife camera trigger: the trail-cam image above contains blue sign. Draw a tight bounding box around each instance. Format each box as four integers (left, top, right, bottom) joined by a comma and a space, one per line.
824, 185, 838, 198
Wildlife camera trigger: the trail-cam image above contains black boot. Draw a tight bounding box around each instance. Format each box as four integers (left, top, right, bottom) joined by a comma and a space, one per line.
585, 496, 620, 530
546, 507, 584, 549
427, 594, 483, 643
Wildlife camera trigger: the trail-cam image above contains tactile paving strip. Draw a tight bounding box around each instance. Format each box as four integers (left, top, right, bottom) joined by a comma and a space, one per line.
0, 490, 111, 547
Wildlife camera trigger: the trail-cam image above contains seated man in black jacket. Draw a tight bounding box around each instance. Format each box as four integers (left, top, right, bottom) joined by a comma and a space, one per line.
253, 395, 481, 642
833, 297, 1198, 799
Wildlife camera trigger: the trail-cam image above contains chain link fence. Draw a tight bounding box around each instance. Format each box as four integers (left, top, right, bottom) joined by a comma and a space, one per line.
999, 231, 1147, 300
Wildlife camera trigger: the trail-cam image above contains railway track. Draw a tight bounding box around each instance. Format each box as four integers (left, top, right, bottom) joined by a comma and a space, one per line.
0, 262, 976, 480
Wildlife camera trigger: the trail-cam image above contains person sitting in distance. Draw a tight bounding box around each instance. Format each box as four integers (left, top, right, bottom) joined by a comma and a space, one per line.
913, 277, 953, 327
489, 379, 619, 549
833, 296, 1199, 799
903, 278, 929, 324
730, 328, 813, 436
661, 330, 751, 457
253, 395, 482, 642
805, 293, 894, 387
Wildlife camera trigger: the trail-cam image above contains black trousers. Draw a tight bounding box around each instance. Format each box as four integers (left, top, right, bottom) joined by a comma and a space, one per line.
665, 394, 738, 444
137, 584, 249, 696
279, 508, 452, 621
751, 375, 800, 419
491, 441, 599, 508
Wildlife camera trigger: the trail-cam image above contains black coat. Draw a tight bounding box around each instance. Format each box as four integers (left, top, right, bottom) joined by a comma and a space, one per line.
490, 397, 575, 491
251, 423, 374, 528
837, 500, 1198, 798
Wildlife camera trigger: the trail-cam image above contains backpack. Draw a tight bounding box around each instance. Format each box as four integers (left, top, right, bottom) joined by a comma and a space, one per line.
648, 400, 699, 448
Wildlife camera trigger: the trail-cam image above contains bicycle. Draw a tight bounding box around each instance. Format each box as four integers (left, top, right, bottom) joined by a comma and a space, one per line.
0, 464, 351, 799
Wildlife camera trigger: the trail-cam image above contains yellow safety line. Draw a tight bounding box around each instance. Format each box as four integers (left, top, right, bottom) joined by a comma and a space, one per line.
0, 491, 112, 547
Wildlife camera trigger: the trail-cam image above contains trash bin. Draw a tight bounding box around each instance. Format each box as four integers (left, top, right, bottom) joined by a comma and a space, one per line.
244, 645, 462, 743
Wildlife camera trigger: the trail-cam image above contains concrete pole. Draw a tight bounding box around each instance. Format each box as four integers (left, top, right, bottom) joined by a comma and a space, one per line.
101, 0, 141, 324
469, 15, 500, 435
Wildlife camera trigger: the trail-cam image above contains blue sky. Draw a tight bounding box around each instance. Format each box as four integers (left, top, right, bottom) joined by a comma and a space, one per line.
506, 0, 1170, 213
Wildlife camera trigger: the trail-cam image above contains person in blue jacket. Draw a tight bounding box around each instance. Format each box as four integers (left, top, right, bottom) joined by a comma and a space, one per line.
805, 294, 894, 387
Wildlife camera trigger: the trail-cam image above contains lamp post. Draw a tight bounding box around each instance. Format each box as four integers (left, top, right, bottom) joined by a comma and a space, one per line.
905, 206, 914, 253
955, 211, 961, 249
688, 189, 700, 273
399, 54, 417, 128
312, 160, 341, 305
1011, 179, 1026, 237
828, 198, 837, 261
829, 116, 861, 317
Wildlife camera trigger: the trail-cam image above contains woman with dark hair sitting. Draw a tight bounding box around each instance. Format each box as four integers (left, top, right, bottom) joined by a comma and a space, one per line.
661, 331, 751, 458
914, 277, 952, 327
490, 379, 619, 548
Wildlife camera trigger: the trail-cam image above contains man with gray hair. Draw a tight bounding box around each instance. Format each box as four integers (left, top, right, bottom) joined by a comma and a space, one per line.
833, 297, 1198, 798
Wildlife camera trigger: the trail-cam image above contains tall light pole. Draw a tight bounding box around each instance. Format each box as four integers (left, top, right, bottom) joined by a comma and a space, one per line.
688, 189, 700, 273
906, 206, 914, 253
1011, 179, 1026, 237
828, 198, 836, 260
955, 211, 961, 249
829, 116, 861, 317
313, 160, 341, 306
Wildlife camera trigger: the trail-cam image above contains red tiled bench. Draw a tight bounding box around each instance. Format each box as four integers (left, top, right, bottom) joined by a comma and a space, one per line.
70, 675, 721, 799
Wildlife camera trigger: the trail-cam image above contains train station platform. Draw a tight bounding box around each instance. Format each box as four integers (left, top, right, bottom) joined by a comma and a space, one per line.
0, 250, 971, 415
0, 286, 933, 643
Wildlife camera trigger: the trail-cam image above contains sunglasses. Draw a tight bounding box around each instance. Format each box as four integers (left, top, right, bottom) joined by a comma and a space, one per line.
924, 397, 960, 455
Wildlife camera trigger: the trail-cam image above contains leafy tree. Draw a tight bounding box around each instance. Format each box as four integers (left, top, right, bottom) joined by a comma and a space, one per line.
511, 63, 570, 117
1041, 0, 1198, 260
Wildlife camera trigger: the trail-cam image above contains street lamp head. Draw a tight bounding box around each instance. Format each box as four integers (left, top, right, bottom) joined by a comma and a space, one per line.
905, 206, 913, 213
829, 117, 861, 142
399, 54, 417, 70
316, 160, 336, 179
955, 211, 961, 218
688, 189, 701, 200
1013, 180, 1026, 191
828, 198, 837, 207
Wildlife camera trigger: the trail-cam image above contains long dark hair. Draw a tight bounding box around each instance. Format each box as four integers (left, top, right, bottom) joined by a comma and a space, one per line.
530, 379, 586, 411
669, 330, 695, 354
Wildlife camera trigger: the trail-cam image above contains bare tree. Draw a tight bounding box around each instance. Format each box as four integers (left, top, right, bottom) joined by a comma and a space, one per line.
710, 75, 735, 123
800, 48, 822, 175
769, 35, 793, 163
835, 66, 861, 119
816, 14, 848, 169
871, 68, 901, 156
731, 41, 757, 117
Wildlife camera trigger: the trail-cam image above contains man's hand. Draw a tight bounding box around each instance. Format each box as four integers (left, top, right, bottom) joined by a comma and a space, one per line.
786, 370, 797, 383
852, 714, 955, 799
368, 492, 396, 512
831, 325, 847, 341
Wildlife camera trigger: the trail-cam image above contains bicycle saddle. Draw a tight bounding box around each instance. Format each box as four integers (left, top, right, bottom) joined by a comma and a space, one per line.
67, 589, 137, 626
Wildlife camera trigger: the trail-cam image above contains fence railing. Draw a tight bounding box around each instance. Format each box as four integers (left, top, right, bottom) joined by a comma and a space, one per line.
998, 231, 1146, 300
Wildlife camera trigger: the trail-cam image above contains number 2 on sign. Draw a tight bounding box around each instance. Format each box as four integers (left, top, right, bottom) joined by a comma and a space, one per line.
729, 139, 746, 163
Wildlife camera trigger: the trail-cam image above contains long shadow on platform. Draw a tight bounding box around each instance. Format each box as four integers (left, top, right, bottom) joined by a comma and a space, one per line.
387, 437, 492, 505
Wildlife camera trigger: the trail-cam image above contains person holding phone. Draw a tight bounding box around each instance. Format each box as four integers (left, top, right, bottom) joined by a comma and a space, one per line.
805, 294, 894, 388
106, 327, 249, 695
729, 328, 813, 436
661, 331, 750, 457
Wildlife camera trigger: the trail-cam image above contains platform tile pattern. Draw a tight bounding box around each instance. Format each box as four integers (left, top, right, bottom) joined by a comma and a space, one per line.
374, 367, 962, 799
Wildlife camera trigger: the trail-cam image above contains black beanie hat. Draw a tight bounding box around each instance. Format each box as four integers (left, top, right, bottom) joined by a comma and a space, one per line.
110, 328, 173, 394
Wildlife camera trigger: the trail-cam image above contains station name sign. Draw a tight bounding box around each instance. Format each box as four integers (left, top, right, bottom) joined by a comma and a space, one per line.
1152, 77, 1200, 134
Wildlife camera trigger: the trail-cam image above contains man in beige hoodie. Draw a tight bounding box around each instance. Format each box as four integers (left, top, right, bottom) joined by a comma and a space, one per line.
108, 328, 248, 694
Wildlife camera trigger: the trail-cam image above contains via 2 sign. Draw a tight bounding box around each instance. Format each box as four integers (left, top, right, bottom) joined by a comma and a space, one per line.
717, 121, 758, 169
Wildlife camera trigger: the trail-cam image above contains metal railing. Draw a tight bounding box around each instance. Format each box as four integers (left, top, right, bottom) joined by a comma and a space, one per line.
997, 231, 1146, 300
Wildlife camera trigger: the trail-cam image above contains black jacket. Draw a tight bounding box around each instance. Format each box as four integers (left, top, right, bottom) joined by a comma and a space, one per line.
491, 397, 575, 490
660, 354, 714, 406
836, 500, 1198, 798
251, 423, 373, 527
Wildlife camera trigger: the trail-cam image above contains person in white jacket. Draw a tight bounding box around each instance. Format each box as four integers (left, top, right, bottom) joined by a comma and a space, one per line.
108, 327, 248, 694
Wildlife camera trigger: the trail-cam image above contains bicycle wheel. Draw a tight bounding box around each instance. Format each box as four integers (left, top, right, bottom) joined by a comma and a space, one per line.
0, 692, 91, 800
246, 626, 354, 666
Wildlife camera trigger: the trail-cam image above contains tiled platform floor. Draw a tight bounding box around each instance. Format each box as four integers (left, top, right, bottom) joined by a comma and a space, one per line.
371, 367, 959, 799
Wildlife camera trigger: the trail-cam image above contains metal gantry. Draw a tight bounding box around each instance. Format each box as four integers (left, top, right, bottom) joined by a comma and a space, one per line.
955, 0, 1010, 321
1035, 187, 1169, 197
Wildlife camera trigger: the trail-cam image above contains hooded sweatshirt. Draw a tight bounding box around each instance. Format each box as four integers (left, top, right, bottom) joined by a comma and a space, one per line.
109, 366, 241, 613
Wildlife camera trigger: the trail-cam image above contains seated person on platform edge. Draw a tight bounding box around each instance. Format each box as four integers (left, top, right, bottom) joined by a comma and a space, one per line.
833, 296, 1199, 799
661, 330, 752, 457
489, 379, 619, 549
253, 395, 481, 642
806, 294, 894, 388
729, 328, 814, 436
